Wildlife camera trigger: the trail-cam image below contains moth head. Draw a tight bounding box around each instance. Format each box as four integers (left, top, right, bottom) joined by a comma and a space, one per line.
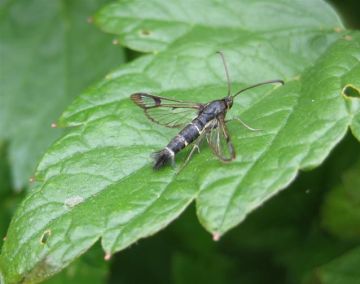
224, 96, 233, 109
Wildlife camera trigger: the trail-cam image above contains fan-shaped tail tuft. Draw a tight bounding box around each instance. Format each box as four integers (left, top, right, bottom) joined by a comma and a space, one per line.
152, 149, 173, 170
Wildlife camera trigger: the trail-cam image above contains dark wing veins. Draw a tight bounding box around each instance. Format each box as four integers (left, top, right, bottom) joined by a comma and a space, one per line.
131, 93, 203, 128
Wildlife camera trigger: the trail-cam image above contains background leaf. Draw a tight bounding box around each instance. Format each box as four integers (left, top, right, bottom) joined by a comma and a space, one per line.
307, 246, 360, 284
0, 0, 124, 189
321, 159, 360, 240
0, 143, 14, 240
1, 0, 360, 283
43, 244, 108, 284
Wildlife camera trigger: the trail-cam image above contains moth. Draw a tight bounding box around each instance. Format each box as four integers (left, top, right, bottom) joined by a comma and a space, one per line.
131, 52, 284, 171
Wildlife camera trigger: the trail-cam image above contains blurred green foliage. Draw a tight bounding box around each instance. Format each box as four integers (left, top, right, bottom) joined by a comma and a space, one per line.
328, 0, 360, 29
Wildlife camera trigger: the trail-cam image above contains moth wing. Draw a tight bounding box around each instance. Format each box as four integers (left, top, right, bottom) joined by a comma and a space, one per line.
131, 93, 203, 128
206, 115, 236, 162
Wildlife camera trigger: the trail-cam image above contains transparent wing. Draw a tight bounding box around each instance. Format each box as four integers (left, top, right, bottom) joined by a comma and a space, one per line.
131, 93, 202, 128
206, 115, 236, 162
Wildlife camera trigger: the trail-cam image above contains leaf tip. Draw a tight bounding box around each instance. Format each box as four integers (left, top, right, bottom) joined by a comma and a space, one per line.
212, 232, 221, 241
104, 252, 112, 261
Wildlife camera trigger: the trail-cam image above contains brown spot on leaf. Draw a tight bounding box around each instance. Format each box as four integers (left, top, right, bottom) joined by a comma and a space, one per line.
140, 29, 151, 36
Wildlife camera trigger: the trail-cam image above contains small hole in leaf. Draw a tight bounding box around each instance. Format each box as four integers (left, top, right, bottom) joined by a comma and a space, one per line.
343, 85, 360, 99
40, 229, 51, 245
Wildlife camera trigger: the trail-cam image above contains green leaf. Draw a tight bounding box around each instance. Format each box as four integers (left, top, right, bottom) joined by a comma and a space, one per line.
0, 0, 124, 189
195, 33, 360, 236
1, 0, 360, 283
321, 159, 360, 240
307, 246, 360, 284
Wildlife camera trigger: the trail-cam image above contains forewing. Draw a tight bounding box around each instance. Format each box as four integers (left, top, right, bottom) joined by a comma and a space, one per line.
131, 93, 202, 128
206, 116, 235, 162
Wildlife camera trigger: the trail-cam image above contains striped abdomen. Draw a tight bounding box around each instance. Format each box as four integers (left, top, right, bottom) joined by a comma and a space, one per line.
167, 119, 203, 153
152, 118, 205, 170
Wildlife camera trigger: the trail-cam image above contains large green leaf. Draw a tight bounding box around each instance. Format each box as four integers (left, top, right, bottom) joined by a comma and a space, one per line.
1, 0, 360, 283
0, 0, 124, 189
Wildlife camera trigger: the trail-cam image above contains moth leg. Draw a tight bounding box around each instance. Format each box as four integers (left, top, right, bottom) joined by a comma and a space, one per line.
194, 144, 200, 153
227, 117, 262, 131
170, 156, 176, 168
176, 132, 206, 174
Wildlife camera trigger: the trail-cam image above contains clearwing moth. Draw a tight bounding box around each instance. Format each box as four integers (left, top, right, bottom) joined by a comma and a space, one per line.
131, 52, 284, 171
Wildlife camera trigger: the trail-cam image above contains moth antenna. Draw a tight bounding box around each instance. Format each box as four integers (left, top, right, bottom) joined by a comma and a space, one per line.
216, 51, 232, 97
232, 79, 284, 98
